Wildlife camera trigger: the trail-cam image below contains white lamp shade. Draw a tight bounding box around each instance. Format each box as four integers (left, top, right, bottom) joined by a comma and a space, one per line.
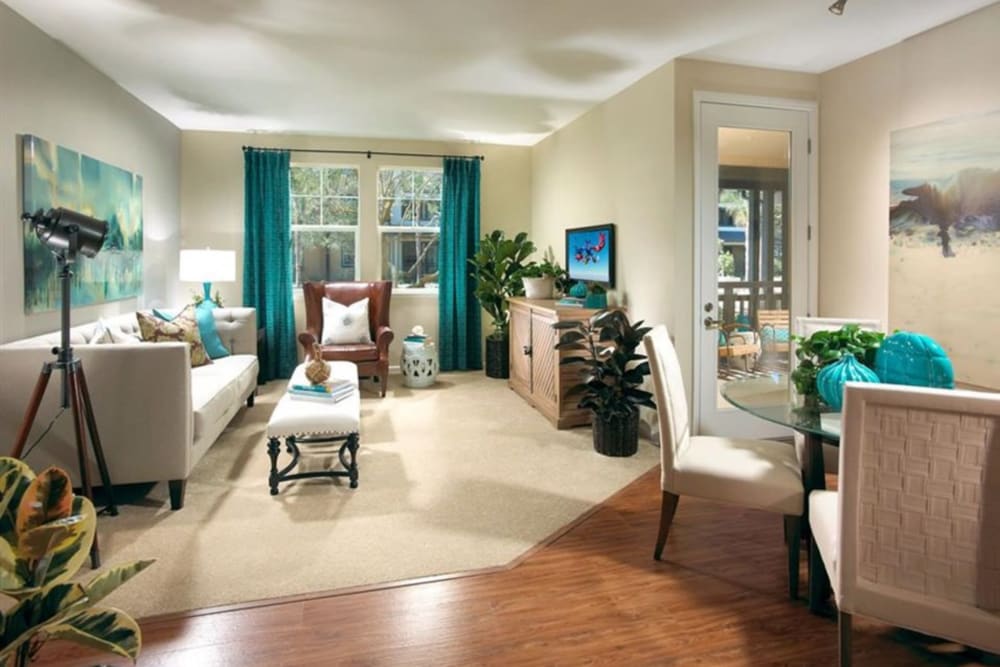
179, 249, 236, 283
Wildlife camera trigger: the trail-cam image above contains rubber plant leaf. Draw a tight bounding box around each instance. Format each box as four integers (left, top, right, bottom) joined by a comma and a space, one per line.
40, 496, 96, 587
0, 582, 87, 662
47, 607, 142, 663
0, 539, 24, 591
0, 458, 34, 544
16, 467, 74, 538
15, 520, 78, 562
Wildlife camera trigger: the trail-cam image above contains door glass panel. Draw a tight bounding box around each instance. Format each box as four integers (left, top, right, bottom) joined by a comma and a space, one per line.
715, 128, 791, 402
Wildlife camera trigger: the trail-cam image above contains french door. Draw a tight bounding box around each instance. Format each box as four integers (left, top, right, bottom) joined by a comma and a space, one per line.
693, 94, 817, 437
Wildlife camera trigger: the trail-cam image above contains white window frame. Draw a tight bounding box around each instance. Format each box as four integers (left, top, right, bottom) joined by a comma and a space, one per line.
376, 165, 442, 294
290, 163, 361, 285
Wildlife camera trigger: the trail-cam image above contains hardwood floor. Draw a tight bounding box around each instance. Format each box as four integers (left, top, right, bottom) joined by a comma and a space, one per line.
37, 468, 996, 666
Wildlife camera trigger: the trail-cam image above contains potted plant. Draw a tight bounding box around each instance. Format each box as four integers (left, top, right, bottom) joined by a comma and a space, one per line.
0, 457, 153, 667
555, 310, 656, 456
468, 230, 536, 378
791, 324, 885, 406
520, 248, 569, 299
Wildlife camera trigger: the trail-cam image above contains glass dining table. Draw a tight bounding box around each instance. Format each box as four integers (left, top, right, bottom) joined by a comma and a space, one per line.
720, 373, 840, 497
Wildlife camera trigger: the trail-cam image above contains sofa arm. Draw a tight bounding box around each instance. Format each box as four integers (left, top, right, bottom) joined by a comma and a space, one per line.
0, 343, 193, 485
213, 308, 257, 356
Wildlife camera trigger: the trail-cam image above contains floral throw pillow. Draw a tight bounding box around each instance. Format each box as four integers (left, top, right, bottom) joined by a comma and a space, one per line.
137, 305, 212, 367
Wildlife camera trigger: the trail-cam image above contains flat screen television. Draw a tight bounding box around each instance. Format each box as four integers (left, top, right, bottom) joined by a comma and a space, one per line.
565, 223, 615, 287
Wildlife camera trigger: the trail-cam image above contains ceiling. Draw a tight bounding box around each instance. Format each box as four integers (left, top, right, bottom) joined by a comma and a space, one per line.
3, 0, 995, 145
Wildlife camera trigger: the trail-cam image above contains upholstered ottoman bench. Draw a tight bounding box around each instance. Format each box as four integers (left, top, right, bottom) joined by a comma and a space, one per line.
265, 361, 361, 494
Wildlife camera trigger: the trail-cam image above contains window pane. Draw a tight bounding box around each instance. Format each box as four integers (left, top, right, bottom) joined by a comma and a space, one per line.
377, 197, 416, 226
414, 171, 442, 199
293, 230, 356, 285
323, 197, 358, 226
415, 200, 440, 227
291, 167, 321, 196
381, 231, 439, 288
377, 169, 413, 198
324, 168, 358, 197
292, 196, 321, 225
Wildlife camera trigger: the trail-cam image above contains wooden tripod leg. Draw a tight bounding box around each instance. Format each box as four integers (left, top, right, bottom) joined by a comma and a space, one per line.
11, 366, 54, 459
75, 366, 118, 516
68, 370, 100, 569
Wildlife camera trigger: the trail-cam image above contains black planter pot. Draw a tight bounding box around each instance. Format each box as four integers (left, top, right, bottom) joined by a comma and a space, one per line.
485, 336, 510, 379
592, 410, 640, 457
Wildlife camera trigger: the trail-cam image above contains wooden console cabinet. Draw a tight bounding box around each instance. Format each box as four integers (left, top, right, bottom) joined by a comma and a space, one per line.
508, 298, 604, 429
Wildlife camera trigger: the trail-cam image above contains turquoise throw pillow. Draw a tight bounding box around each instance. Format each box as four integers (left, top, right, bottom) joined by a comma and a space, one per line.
154, 304, 230, 359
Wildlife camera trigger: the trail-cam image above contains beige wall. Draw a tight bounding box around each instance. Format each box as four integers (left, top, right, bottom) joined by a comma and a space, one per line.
819, 3, 1000, 328
532, 58, 817, 399
0, 3, 181, 343
181, 131, 532, 364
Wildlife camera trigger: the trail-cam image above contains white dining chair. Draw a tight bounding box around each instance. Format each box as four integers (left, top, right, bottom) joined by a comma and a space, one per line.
809, 383, 1000, 665
792, 317, 882, 475
644, 325, 805, 599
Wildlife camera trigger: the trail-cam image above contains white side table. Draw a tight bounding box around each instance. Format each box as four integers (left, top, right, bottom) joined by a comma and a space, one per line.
401, 341, 439, 388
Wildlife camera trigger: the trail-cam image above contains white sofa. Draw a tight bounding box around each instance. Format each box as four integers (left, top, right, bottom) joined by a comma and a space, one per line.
0, 308, 258, 509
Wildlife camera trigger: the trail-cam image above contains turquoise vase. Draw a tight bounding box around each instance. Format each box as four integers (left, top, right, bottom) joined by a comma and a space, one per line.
584, 292, 607, 309
816, 354, 879, 411
874, 332, 954, 389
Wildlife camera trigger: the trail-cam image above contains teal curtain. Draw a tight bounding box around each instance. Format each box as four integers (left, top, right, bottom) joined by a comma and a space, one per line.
438, 158, 483, 371
243, 148, 297, 381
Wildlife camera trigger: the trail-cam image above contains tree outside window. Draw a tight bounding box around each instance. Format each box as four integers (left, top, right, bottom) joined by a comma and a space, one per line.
377, 168, 442, 289
290, 166, 359, 285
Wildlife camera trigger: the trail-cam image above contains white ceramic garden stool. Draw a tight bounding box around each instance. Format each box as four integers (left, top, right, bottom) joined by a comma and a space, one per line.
401, 340, 439, 388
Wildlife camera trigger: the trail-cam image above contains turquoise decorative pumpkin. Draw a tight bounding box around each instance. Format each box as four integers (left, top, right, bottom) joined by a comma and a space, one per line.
816, 354, 880, 411
874, 332, 954, 388
569, 282, 588, 298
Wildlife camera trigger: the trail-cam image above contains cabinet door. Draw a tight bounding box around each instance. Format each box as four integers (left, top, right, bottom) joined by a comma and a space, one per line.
509, 304, 532, 395
530, 311, 558, 411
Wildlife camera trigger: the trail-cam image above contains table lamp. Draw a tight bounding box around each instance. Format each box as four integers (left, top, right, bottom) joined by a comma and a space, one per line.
179, 248, 236, 306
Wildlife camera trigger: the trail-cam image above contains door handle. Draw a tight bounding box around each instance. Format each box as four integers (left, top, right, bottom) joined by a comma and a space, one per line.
704, 316, 721, 330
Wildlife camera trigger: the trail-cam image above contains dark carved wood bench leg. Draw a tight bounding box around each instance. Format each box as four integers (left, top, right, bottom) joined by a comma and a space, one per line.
267, 437, 281, 495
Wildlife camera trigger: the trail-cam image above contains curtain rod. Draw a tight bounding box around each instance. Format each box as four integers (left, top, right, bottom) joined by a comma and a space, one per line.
241, 145, 484, 161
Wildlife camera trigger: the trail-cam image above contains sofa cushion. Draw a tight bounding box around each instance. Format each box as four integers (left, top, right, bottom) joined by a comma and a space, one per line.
138, 305, 211, 367
190, 355, 258, 440
320, 343, 379, 362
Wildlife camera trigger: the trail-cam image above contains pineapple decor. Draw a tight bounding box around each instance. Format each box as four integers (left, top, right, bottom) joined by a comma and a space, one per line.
305, 343, 330, 385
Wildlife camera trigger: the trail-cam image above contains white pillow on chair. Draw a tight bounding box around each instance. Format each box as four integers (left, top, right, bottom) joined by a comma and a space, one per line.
321, 297, 373, 345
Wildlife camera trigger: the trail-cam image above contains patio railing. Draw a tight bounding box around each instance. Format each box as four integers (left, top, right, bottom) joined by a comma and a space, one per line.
718, 280, 785, 325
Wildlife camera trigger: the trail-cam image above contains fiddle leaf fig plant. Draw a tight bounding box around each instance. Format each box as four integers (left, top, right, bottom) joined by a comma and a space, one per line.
790, 324, 885, 398
468, 230, 536, 340
0, 457, 154, 667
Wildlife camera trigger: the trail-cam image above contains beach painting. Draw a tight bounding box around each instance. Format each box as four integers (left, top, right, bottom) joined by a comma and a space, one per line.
889, 110, 1000, 388
21, 135, 143, 313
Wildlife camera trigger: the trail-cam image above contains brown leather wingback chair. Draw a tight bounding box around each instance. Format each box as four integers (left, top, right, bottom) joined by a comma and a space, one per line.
299, 281, 394, 397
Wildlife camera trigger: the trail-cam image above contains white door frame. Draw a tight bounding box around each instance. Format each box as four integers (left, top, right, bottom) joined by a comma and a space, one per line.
692, 91, 819, 436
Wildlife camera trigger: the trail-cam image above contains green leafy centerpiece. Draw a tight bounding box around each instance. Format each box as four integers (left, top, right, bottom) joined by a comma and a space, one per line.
791, 324, 885, 406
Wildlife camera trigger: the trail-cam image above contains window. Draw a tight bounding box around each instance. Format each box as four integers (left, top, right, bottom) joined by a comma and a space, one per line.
377, 168, 442, 290
290, 165, 359, 285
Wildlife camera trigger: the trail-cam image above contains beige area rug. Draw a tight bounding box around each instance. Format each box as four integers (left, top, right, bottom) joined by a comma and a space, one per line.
97, 372, 659, 618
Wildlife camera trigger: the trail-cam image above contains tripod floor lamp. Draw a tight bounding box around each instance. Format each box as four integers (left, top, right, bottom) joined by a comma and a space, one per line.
12, 207, 119, 568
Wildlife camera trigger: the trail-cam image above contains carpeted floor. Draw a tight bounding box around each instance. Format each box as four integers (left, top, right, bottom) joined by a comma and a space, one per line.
96, 372, 659, 618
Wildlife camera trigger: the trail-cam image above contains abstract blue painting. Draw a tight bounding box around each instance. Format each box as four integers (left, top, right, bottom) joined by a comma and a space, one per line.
21, 135, 143, 313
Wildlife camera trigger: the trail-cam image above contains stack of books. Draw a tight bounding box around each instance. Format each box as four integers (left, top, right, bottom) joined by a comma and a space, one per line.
288, 380, 354, 403
555, 296, 585, 308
